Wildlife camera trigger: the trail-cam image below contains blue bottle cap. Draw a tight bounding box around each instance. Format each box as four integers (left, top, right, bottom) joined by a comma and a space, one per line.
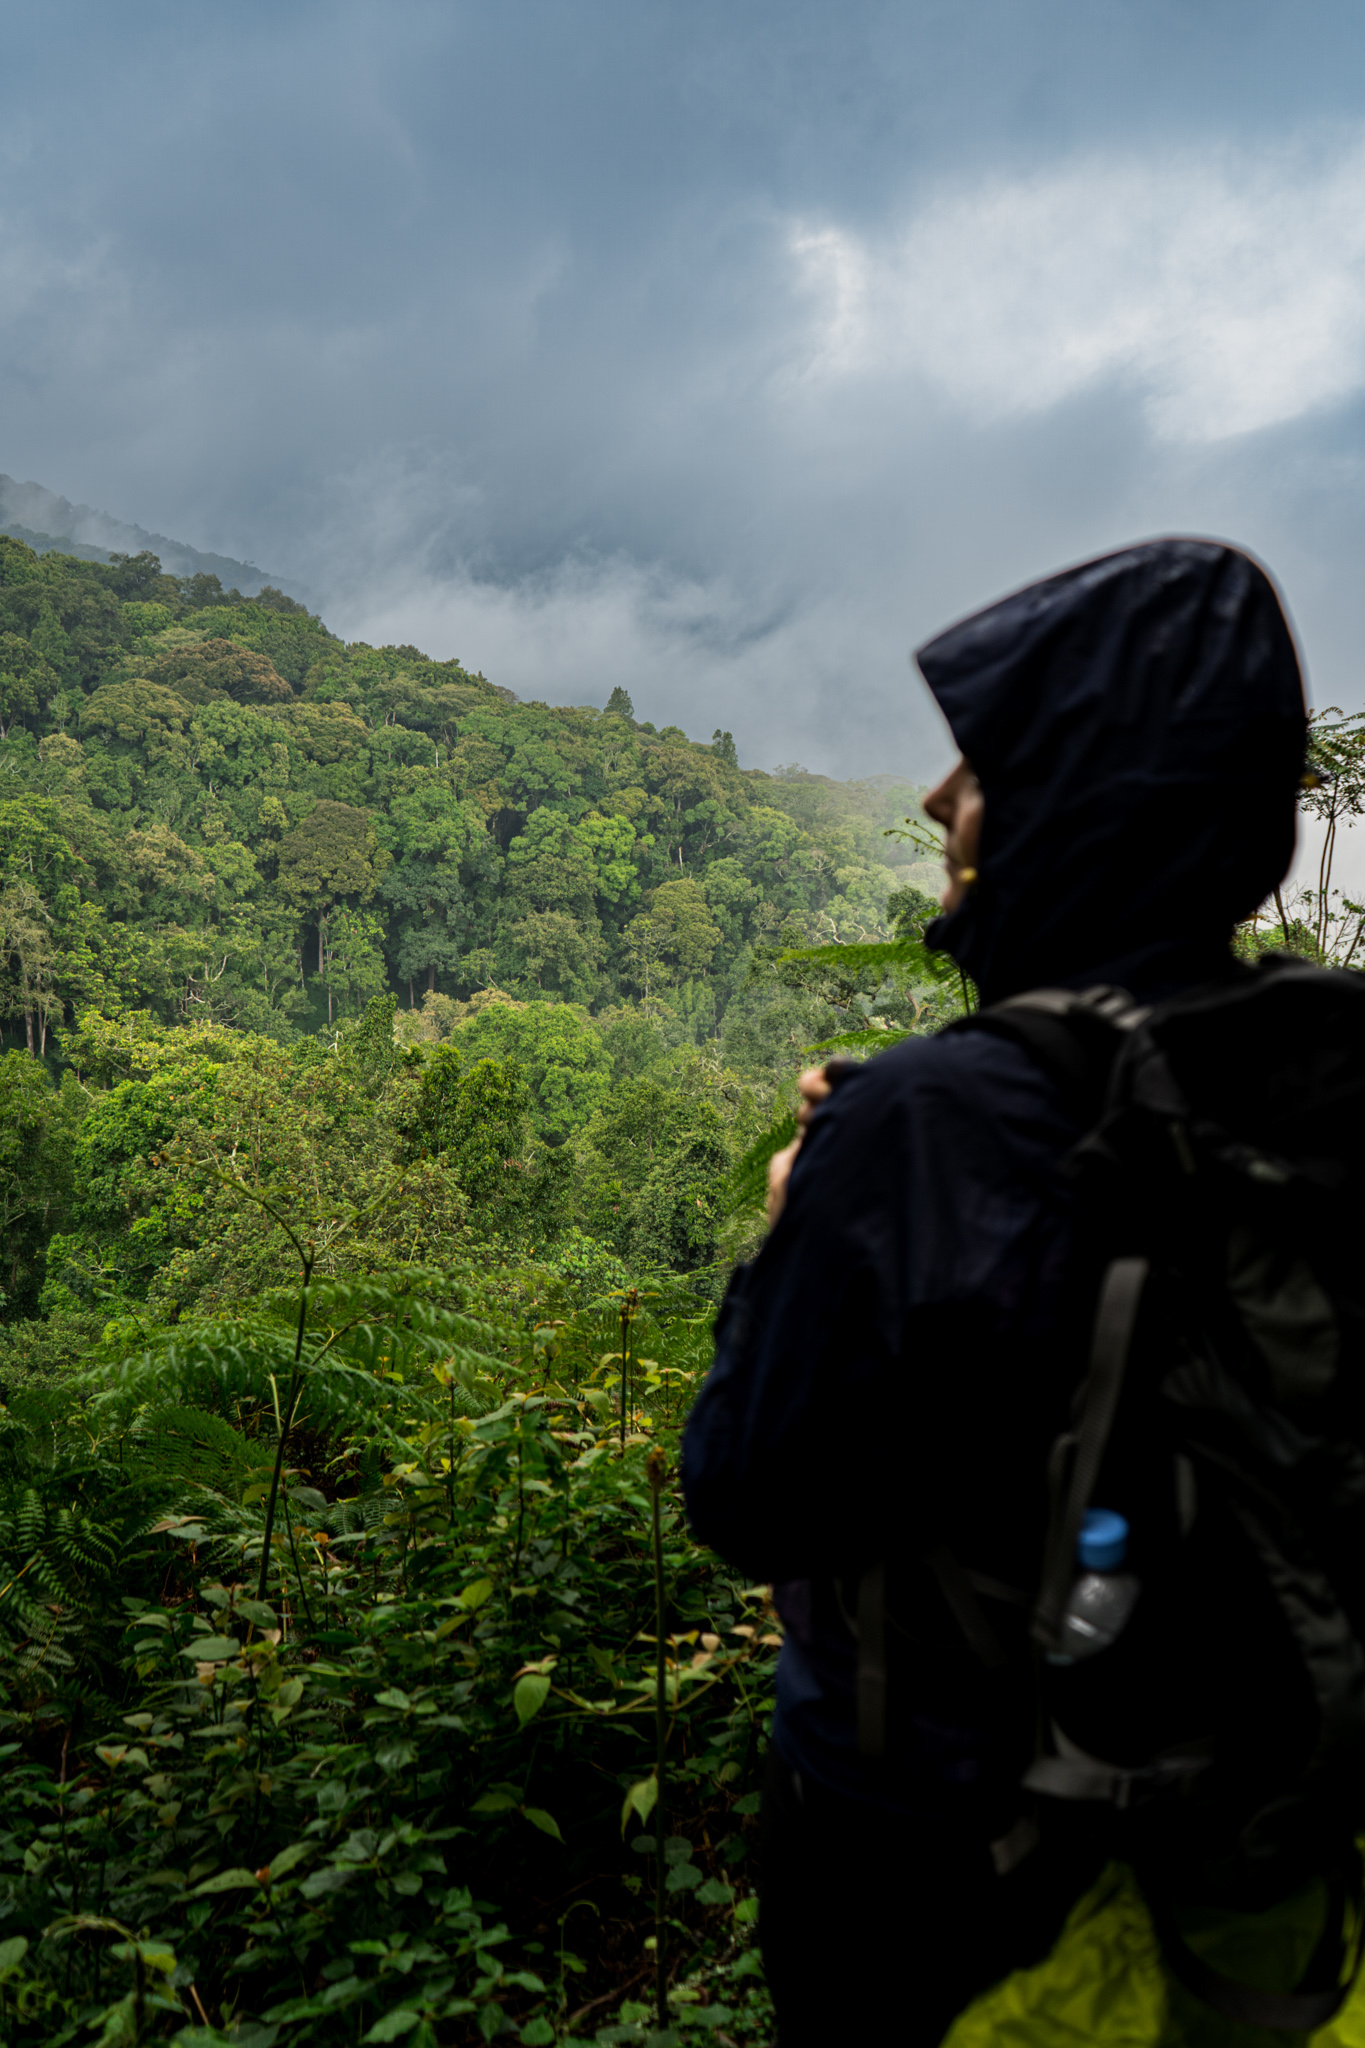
1078, 1508, 1128, 1571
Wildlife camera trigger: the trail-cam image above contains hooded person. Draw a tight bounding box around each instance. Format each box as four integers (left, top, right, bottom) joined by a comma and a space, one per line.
681, 539, 1307, 2047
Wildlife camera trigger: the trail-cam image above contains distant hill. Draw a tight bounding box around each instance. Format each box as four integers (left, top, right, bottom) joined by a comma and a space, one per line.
0, 472, 310, 605
0, 520, 931, 1077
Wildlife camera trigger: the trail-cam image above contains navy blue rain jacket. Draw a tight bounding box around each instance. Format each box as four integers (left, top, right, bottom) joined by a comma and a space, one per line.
682, 538, 1307, 1820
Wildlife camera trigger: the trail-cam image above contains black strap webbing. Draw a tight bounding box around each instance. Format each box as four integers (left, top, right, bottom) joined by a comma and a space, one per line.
854, 1544, 1011, 1758
926, 1543, 1009, 1671
962, 985, 1147, 1130
1033, 1255, 1150, 1652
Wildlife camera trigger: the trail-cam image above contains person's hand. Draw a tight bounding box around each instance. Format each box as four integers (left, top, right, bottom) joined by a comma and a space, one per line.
766, 1066, 834, 1226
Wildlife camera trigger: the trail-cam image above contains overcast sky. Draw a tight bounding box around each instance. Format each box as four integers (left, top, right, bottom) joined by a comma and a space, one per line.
6, 0, 1365, 835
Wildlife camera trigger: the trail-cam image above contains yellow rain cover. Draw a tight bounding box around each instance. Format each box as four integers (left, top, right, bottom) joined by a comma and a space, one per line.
941, 1861, 1365, 2048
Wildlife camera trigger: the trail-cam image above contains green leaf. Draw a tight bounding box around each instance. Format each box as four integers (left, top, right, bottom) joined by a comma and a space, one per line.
471, 1791, 519, 1814
263, 1840, 314, 1881
512, 1672, 551, 1725
620, 1774, 658, 1835
0, 1935, 29, 1971
457, 1577, 495, 1610
731, 1792, 762, 1815
179, 1636, 240, 1662
733, 1896, 759, 1924
665, 1861, 703, 1891
373, 1687, 412, 1711
377, 1739, 419, 1775
520, 2021, 555, 2046
695, 1878, 734, 1906
523, 1807, 562, 1842
363, 2010, 422, 2042
96, 1744, 149, 1770
234, 1599, 279, 1627
191, 1867, 263, 1896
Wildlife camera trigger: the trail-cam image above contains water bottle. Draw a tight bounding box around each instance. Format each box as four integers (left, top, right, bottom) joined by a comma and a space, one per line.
1046, 1508, 1140, 1665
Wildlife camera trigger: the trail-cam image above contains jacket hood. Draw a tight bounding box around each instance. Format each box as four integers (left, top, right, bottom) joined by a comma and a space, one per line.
917, 539, 1307, 1004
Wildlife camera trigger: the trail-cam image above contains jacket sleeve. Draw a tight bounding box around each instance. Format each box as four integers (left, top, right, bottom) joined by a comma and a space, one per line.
680, 1074, 905, 1581
680, 1029, 1078, 1583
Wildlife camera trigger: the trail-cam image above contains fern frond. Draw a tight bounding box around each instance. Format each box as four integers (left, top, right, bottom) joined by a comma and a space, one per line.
721, 1111, 798, 1218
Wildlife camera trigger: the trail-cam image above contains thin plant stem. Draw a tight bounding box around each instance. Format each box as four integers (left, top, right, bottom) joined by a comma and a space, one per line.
1274, 885, 1292, 946
513, 1409, 526, 1578
447, 1373, 457, 1525
281, 1486, 315, 1633
619, 1300, 629, 1453
646, 1445, 668, 2032
258, 1242, 315, 1603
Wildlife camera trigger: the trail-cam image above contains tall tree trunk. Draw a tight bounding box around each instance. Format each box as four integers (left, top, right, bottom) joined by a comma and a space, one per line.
427, 963, 436, 994
318, 917, 325, 976
24, 1006, 35, 1058
408, 978, 414, 1009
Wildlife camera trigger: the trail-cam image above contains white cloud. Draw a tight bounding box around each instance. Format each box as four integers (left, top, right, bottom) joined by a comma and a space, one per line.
789, 136, 1365, 442
329, 547, 947, 781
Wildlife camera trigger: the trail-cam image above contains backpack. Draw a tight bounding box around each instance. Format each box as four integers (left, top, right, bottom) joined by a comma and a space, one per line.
857, 956, 1365, 2032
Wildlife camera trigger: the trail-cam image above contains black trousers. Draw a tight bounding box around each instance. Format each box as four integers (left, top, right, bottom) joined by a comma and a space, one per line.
757, 1749, 1095, 2047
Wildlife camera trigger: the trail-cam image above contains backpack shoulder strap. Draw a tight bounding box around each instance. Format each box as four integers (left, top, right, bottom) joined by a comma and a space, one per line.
954, 985, 1150, 1128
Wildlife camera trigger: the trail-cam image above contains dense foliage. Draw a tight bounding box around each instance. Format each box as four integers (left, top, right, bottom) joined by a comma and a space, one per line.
0, 531, 930, 1067
0, 1254, 782, 2047
0, 536, 964, 2044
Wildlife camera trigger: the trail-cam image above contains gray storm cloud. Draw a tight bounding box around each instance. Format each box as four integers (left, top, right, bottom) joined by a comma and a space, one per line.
4, 0, 1365, 804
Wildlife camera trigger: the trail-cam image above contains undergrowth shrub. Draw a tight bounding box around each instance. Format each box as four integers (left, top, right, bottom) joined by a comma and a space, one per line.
0, 1256, 777, 2046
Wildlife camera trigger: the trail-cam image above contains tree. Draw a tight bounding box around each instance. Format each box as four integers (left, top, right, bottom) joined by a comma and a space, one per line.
322, 907, 387, 1025
505, 808, 600, 921
143, 638, 294, 705
605, 686, 635, 719
276, 801, 379, 979
406, 1048, 565, 1240
0, 633, 58, 738
380, 784, 493, 999
574, 1076, 732, 1270
0, 1051, 82, 1318
103, 550, 167, 600
700, 856, 760, 961
502, 909, 603, 1005
0, 882, 60, 1056
1298, 708, 1365, 959
623, 914, 666, 1000
577, 810, 643, 914
625, 881, 722, 998
29, 601, 78, 690
440, 995, 613, 1142
0, 534, 39, 587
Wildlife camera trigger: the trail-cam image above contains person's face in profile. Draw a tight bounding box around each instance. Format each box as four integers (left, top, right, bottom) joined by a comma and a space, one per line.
923, 757, 983, 912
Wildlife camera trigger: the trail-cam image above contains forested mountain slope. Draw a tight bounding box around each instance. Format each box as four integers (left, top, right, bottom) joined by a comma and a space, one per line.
0, 533, 924, 1047
0, 532, 939, 1340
